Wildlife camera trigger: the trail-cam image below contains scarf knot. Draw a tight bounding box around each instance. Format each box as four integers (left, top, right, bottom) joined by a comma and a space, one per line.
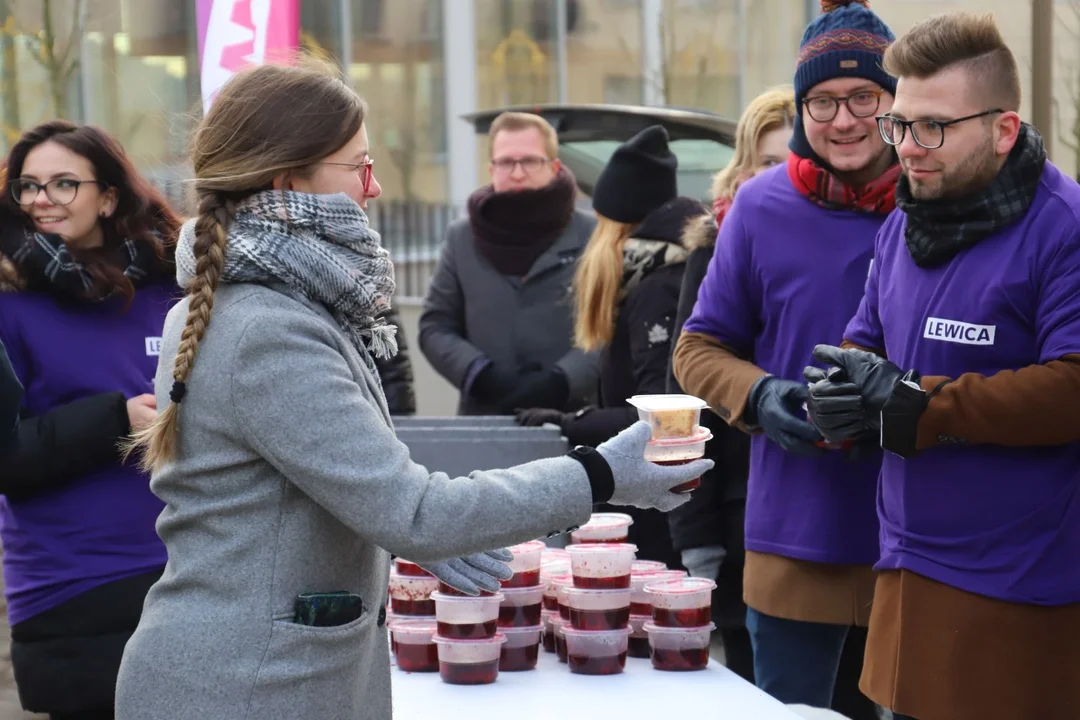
176, 190, 398, 374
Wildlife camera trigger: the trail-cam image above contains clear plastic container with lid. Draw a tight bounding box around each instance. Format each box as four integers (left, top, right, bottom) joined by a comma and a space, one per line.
570, 512, 634, 544
388, 570, 439, 616
431, 590, 504, 639
644, 427, 713, 493
564, 587, 631, 631
393, 558, 433, 577
561, 627, 633, 675
630, 569, 687, 615
627, 394, 708, 440
504, 540, 546, 587
628, 614, 652, 658
432, 634, 506, 685
498, 624, 543, 672
388, 618, 439, 672
497, 584, 544, 628
541, 610, 558, 653
565, 543, 637, 589
644, 577, 717, 628
644, 621, 716, 671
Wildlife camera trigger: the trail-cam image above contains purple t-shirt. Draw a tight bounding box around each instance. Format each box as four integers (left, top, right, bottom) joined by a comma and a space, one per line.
844, 161, 1080, 605
683, 165, 884, 565
0, 283, 176, 624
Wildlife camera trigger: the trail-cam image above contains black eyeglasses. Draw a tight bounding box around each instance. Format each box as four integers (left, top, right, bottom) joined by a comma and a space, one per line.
320, 158, 376, 194
490, 156, 551, 174
10, 177, 104, 206
803, 89, 885, 123
876, 110, 1004, 150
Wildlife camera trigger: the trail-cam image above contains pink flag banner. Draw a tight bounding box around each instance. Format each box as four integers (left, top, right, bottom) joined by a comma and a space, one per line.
196, 0, 300, 112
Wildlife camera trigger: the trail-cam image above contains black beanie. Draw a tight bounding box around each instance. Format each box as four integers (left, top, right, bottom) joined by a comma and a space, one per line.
591, 125, 678, 224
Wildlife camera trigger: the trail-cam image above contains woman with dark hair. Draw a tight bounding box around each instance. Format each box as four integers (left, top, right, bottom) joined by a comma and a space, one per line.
0, 120, 181, 720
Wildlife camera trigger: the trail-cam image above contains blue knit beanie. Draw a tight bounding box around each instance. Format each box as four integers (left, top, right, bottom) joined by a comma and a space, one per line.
794, 0, 896, 107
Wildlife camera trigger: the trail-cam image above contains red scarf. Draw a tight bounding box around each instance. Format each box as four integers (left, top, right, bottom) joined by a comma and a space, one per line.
787, 152, 901, 215
712, 195, 733, 225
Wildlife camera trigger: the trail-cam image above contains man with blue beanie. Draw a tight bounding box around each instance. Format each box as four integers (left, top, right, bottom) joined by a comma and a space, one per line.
673, 2, 896, 716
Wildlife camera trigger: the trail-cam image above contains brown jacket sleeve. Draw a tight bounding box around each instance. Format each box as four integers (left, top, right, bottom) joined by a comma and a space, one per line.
915, 355, 1080, 450
672, 331, 766, 431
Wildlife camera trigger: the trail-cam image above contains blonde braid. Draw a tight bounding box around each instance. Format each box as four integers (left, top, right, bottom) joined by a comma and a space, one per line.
123, 193, 232, 472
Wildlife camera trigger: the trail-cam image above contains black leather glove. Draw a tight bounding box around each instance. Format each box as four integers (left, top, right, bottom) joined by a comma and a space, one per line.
515, 407, 571, 428
811, 346, 905, 426
501, 368, 570, 414
470, 363, 516, 407
803, 365, 868, 442
744, 376, 824, 456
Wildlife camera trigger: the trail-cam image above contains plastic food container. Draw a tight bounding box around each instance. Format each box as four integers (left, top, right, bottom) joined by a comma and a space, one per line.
644, 578, 717, 628
548, 572, 573, 619
630, 569, 687, 616
388, 571, 439, 616
564, 587, 631, 631
394, 558, 433, 577
431, 590, 504, 639
553, 617, 570, 663
628, 614, 652, 658
498, 624, 542, 672
436, 581, 496, 598
631, 560, 667, 574
388, 618, 439, 672
565, 543, 637, 589
504, 540, 546, 588
628, 394, 708, 440
497, 585, 544, 628
433, 634, 507, 685
541, 610, 558, 653
570, 513, 634, 544
561, 627, 632, 675
644, 427, 712, 493
644, 621, 716, 671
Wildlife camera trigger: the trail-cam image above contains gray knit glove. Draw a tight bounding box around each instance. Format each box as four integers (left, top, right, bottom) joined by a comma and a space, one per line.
419, 549, 514, 596
598, 421, 714, 513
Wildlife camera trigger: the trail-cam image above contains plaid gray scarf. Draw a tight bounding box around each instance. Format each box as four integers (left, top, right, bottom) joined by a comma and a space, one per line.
176, 190, 397, 374
897, 122, 1046, 268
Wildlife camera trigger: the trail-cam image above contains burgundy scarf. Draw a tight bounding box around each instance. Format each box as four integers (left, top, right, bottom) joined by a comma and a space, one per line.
787, 152, 901, 215
467, 166, 577, 276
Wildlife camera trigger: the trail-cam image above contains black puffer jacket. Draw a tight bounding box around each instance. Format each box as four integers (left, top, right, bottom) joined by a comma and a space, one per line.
375, 305, 416, 415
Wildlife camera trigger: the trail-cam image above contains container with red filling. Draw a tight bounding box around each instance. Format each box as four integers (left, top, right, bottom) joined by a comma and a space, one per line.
644, 621, 715, 671
553, 617, 569, 663
561, 626, 632, 675
431, 590, 504, 640
498, 624, 542, 672
629, 569, 687, 616
388, 618, 439, 673
388, 571, 439, 617
564, 587, 631, 631
565, 543, 637, 589
541, 610, 557, 653
570, 513, 634, 545
628, 614, 651, 659
432, 634, 506, 685
497, 584, 544, 628
393, 558, 433, 577
643, 427, 712, 494
547, 573, 573, 620
631, 560, 667, 574
436, 582, 496, 597
503, 540, 546, 588
643, 577, 717, 628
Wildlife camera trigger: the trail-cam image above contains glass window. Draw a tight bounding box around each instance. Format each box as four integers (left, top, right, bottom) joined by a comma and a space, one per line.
568, 0, 643, 105
475, 0, 558, 109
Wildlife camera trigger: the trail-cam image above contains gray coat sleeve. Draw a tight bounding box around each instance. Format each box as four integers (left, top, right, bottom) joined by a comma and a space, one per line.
418, 226, 486, 390
230, 309, 594, 562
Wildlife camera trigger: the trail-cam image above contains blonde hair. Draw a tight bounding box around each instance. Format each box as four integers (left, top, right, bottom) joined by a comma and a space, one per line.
124, 58, 366, 472
883, 12, 1020, 112
710, 86, 796, 202
572, 214, 637, 351
489, 112, 559, 159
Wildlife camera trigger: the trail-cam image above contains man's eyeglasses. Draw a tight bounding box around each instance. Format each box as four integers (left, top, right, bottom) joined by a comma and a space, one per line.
490, 156, 551, 174
876, 110, 1004, 150
803, 89, 885, 123
10, 177, 104, 206
320, 158, 376, 194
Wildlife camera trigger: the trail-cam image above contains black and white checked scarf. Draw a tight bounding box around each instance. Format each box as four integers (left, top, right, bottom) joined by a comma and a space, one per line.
897, 122, 1046, 269
175, 190, 398, 374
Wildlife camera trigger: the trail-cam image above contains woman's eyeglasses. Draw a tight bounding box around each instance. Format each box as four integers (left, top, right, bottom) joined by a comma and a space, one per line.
10, 177, 104, 206
320, 158, 376, 195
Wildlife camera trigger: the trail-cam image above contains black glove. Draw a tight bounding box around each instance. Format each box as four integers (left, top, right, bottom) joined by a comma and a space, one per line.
515, 407, 571, 428
810, 346, 906, 425
803, 365, 868, 442
501, 368, 570, 414
470, 363, 517, 407
744, 376, 824, 456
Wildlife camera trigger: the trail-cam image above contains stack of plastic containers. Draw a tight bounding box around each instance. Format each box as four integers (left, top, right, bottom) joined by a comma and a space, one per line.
387, 559, 440, 672
561, 540, 637, 675
495, 540, 545, 672
628, 565, 687, 658
628, 394, 712, 493
643, 577, 718, 671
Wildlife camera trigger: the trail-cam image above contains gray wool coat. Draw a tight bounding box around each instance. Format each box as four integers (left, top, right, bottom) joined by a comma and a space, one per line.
419, 210, 599, 415
114, 282, 594, 720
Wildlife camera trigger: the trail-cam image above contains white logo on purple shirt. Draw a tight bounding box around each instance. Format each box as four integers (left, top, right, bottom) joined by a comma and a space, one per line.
923, 317, 996, 346
145, 337, 163, 356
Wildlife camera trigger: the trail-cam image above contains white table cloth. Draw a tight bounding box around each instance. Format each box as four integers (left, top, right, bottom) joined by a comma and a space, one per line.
391, 649, 802, 719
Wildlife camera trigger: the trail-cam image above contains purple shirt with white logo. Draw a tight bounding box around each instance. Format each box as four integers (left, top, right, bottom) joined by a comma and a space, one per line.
0, 283, 176, 624
844, 161, 1080, 605
684, 165, 884, 565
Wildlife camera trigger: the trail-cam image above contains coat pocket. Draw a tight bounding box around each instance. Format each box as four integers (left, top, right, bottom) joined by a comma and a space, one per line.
246, 613, 377, 720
